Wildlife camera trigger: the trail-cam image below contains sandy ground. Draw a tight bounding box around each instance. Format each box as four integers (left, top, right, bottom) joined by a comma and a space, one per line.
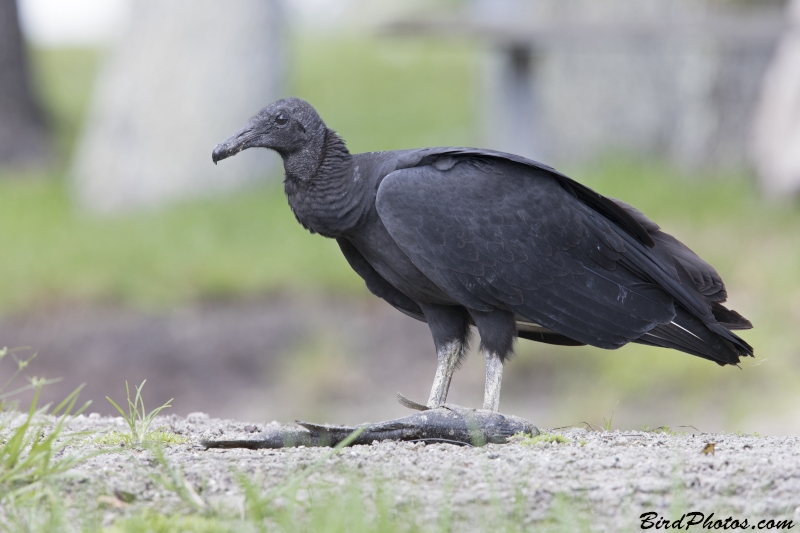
54, 412, 800, 532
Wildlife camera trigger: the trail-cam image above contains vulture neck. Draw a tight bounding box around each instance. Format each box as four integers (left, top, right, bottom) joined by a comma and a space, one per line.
283, 128, 363, 238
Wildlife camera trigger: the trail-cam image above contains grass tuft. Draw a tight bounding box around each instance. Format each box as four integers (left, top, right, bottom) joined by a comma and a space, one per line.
603, 402, 619, 432
0, 352, 98, 531
94, 429, 189, 447
148, 443, 210, 513
514, 432, 572, 446
106, 380, 174, 445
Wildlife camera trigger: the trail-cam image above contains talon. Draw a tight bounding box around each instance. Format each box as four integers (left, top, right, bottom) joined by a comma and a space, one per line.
396, 392, 430, 411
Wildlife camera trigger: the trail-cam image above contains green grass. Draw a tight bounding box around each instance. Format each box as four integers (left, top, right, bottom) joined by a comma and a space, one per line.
642, 426, 680, 436
602, 402, 618, 432
108, 482, 576, 533
515, 433, 571, 446
98, 380, 189, 445
0, 386, 88, 502
0, 176, 361, 313
104, 380, 175, 445
290, 36, 478, 153
0, 353, 98, 532
93, 430, 188, 447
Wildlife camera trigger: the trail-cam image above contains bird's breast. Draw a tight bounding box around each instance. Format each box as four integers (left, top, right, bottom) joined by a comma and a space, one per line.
347, 218, 455, 306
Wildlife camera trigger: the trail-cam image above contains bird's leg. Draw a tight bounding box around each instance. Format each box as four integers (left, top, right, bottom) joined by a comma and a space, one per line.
483, 350, 504, 412
467, 308, 514, 413
416, 303, 471, 409
427, 341, 463, 408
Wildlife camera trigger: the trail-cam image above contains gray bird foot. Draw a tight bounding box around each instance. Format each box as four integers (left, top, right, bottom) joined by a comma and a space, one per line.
202, 402, 538, 450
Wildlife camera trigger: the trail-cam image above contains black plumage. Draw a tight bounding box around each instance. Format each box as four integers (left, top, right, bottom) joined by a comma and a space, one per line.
212, 97, 753, 412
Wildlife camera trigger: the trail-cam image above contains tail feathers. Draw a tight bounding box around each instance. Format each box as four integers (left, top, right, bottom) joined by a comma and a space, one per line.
635, 307, 753, 366
711, 302, 753, 330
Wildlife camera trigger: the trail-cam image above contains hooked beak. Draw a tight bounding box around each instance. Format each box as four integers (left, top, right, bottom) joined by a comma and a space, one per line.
212, 120, 260, 165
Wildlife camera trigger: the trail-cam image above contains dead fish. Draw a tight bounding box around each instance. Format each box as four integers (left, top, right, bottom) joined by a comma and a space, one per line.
202, 404, 538, 449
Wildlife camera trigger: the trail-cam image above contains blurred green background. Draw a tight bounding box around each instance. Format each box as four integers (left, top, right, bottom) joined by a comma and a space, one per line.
2, 28, 797, 435
0, 38, 479, 312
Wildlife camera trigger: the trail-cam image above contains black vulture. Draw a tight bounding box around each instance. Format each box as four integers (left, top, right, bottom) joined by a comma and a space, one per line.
212, 97, 753, 413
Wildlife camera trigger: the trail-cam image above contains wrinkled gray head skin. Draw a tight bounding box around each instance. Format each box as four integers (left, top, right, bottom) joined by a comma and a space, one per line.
212, 97, 325, 164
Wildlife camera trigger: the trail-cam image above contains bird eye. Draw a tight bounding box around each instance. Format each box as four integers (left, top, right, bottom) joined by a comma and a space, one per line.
275, 113, 288, 126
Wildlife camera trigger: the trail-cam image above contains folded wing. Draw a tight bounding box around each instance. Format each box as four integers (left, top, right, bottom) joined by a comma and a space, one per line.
375, 151, 752, 364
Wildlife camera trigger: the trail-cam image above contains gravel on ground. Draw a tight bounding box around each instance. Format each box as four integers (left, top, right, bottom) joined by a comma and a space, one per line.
52, 412, 800, 532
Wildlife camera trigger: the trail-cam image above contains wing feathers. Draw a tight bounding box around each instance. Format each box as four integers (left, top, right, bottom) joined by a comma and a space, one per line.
376, 151, 752, 364
377, 162, 676, 349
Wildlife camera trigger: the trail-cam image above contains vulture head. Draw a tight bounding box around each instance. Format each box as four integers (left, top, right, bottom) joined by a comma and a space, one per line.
212, 97, 325, 164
